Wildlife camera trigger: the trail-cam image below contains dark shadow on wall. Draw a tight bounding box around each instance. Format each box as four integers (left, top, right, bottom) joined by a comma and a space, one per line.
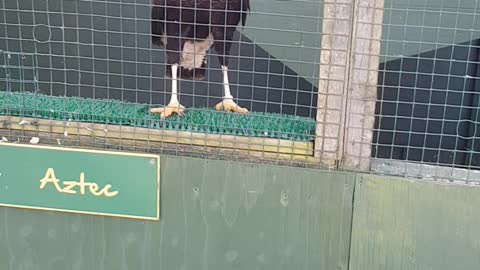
372, 39, 480, 169
0, 0, 318, 119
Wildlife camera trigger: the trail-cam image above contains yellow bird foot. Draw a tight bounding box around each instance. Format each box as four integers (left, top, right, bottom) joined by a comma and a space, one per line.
150, 101, 185, 120
214, 99, 249, 114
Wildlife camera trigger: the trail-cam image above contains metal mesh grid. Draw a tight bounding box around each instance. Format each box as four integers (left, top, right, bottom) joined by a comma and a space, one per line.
0, 0, 324, 167
371, 0, 480, 182
0, 0, 478, 182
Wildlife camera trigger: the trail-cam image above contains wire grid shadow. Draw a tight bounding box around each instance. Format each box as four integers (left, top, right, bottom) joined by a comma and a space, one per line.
0, 0, 325, 167
371, 0, 480, 183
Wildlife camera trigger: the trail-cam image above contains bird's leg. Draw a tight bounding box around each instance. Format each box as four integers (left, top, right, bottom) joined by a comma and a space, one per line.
214, 65, 248, 114
150, 64, 185, 119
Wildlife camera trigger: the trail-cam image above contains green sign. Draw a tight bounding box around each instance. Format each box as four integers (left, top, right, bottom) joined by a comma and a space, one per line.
0, 143, 160, 220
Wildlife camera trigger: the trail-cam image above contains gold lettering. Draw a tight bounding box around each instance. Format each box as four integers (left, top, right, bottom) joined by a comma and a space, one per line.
100, 184, 119, 197
39, 168, 63, 192
78, 172, 86, 195
39, 168, 118, 198
61, 181, 78, 194
88, 183, 103, 196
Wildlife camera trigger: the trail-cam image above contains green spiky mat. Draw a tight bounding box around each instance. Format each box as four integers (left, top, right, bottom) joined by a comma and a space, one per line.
0, 91, 316, 141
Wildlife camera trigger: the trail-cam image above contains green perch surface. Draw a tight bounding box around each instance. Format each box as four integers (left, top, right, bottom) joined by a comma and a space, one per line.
0, 91, 316, 141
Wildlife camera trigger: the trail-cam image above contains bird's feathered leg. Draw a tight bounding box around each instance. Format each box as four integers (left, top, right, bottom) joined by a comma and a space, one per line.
150, 64, 185, 119
150, 19, 187, 120
213, 27, 248, 114
215, 65, 248, 114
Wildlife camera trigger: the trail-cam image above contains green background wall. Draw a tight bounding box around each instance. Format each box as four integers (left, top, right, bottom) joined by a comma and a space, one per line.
242, 0, 323, 87
381, 0, 480, 62
241, 0, 480, 85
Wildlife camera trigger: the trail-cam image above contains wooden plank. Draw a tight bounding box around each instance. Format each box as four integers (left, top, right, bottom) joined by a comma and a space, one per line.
350, 174, 480, 270
343, 0, 384, 170
370, 158, 480, 183
0, 116, 314, 157
0, 117, 319, 166
315, 0, 354, 168
315, 0, 384, 171
0, 155, 355, 270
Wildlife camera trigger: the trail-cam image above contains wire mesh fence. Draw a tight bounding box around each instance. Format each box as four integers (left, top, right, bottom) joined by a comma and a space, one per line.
0, 0, 478, 182
371, 0, 480, 182
0, 0, 324, 167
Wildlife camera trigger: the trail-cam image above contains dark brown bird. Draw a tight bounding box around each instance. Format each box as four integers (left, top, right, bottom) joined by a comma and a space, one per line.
150, 0, 250, 119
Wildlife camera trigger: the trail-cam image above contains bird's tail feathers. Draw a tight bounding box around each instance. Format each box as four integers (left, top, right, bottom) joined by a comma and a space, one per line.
241, 0, 250, 27
166, 63, 207, 81
151, 1, 166, 47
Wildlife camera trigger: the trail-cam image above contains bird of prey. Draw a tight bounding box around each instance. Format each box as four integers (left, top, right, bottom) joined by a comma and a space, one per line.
150, 0, 250, 119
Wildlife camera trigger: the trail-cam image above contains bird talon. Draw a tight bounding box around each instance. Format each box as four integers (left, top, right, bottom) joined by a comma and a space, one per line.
152, 0, 251, 119
215, 99, 249, 114
150, 102, 185, 119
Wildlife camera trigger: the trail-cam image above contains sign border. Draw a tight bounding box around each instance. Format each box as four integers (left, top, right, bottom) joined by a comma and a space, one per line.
0, 143, 160, 221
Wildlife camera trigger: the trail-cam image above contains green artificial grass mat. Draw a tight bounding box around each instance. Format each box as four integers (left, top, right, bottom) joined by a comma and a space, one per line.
0, 91, 316, 142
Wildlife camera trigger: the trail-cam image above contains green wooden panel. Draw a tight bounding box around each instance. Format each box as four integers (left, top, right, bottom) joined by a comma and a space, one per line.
350, 174, 480, 270
0, 143, 159, 220
0, 155, 354, 270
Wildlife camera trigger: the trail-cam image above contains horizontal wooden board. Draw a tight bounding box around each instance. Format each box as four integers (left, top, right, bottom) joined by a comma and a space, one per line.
350, 174, 480, 270
0, 116, 316, 160
0, 155, 354, 270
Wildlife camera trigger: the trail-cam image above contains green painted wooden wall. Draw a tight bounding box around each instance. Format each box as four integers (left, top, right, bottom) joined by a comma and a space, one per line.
0, 155, 354, 270
349, 174, 480, 270
1, 154, 480, 270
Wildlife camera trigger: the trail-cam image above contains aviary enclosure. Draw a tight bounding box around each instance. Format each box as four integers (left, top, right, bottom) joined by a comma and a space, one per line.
0, 0, 479, 269
0, 0, 323, 165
